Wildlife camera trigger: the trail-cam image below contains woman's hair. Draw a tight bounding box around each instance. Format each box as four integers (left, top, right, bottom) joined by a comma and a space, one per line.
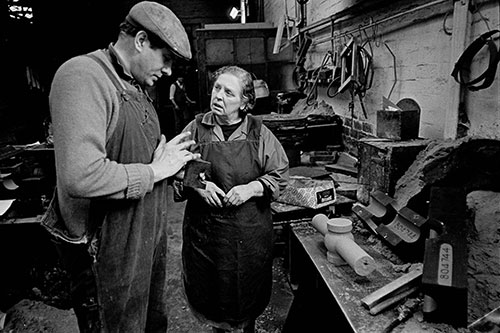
119, 20, 166, 50
212, 66, 256, 113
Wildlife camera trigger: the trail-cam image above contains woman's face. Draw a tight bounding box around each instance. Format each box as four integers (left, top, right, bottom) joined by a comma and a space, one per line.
210, 73, 246, 120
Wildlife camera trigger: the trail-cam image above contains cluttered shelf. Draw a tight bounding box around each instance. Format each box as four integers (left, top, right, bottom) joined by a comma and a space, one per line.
0, 142, 54, 225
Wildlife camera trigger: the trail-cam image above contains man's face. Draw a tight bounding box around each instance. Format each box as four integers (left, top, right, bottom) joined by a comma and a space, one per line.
133, 38, 173, 87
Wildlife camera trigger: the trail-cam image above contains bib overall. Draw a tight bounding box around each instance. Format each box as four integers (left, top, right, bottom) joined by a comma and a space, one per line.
80, 54, 169, 332
182, 115, 274, 328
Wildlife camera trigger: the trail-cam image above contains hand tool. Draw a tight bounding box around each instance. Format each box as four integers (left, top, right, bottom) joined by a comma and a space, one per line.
382, 297, 422, 333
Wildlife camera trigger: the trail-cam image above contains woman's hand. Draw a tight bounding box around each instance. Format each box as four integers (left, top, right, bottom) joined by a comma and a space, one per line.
194, 181, 226, 208
224, 181, 264, 207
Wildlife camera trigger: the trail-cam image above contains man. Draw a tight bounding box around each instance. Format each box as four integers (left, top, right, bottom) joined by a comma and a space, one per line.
170, 75, 195, 134
43, 2, 200, 332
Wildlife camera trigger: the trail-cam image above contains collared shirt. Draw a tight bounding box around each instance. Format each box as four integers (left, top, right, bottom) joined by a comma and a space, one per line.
106, 43, 150, 98
107, 43, 133, 81
182, 111, 289, 199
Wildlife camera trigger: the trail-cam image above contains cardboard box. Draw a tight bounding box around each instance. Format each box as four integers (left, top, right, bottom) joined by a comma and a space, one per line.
277, 177, 336, 209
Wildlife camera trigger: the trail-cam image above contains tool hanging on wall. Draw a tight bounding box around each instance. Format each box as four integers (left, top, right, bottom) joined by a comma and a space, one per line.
305, 51, 334, 105
336, 37, 373, 118
272, 0, 299, 54
384, 42, 397, 101
339, 37, 359, 94
326, 20, 343, 98
326, 56, 342, 97
451, 29, 500, 91
292, 35, 312, 92
357, 45, 374, 118
342, 38, 362, 119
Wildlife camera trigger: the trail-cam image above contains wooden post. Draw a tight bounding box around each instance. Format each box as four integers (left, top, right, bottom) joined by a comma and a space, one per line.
444, 0, 471, 139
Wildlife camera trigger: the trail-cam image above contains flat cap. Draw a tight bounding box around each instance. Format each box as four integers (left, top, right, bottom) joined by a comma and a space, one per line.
126, 1, 191, 60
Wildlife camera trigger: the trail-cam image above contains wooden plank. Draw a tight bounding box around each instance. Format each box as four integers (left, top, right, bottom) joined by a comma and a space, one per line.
0, 215, 43, 225
361, 267, 422, 309
444, 0, 471, 139
369, 286, 420, 315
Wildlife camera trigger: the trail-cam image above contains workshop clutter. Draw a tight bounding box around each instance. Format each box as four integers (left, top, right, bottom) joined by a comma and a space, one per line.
357, 138, 431, 202
258, 113, 308, 167
376, 98, 421, 141
258, 105, 343, 166
422, 187, 468, 327
361, 264, 422, 315
299, 38, 374, 120
277, 177, 336, 209
252, 79, 269, 99
352, 187, 469, 327
352, 190, 428, 261
0, 144, 53, 221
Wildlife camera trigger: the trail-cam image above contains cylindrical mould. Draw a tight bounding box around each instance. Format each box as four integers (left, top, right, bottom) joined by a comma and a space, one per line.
311, 214, 376, 276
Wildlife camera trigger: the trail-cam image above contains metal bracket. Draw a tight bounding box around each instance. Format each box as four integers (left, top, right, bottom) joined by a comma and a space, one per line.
338, 37, 359, 94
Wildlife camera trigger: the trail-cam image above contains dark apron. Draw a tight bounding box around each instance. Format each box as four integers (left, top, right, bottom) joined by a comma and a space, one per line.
182, 115, 274, 326
87, 55, 169, 333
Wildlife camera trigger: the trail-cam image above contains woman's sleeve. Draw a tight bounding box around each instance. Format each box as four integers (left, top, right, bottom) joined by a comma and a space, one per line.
257, 125, 290, 200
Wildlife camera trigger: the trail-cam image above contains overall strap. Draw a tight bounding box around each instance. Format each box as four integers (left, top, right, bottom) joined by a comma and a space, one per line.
245, 114, 262, 141
85, 53, 132, 144
194, 114, 211, 144
86, 53, 127, 93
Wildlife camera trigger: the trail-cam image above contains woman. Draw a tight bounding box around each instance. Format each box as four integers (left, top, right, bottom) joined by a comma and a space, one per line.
180, 66, 289, 332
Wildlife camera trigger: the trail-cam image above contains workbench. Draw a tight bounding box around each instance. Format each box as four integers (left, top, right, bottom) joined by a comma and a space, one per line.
283, 221, 461, 333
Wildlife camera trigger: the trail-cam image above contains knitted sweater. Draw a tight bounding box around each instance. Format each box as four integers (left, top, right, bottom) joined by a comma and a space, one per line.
49, 47, 154, 240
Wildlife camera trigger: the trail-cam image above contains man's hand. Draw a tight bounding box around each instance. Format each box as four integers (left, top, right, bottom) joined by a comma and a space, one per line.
194, 181, 226, 208
223, 181, 264, 207
150, 133, 200, 183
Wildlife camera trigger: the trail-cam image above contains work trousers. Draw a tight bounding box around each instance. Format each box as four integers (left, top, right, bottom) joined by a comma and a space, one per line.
52, 238, 101, 333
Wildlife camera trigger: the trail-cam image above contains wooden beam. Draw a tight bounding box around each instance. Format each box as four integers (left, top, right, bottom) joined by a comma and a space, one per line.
444, 0, 471, 139
361, 266, 422, 310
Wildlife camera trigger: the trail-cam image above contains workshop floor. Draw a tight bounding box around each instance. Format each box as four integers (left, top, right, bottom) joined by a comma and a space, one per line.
0, 186, 294, 333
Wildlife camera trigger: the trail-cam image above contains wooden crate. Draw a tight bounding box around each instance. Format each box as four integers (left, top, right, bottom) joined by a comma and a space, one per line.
357, 138, 430, 199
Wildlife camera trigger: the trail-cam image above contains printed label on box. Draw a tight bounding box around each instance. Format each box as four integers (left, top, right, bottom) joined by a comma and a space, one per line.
317, 188, 334, 204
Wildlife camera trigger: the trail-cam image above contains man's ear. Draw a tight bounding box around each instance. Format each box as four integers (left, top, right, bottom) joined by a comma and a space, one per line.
135, 31, 149, 51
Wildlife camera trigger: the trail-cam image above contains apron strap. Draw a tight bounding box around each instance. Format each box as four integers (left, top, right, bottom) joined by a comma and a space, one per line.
194, 113, 211, 144
245, 114, 262, 141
